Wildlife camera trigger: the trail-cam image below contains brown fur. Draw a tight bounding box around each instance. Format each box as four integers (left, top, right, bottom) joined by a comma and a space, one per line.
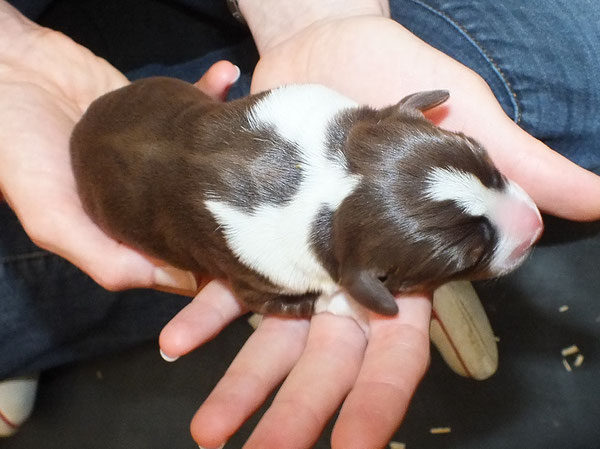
70, 77, 505, 317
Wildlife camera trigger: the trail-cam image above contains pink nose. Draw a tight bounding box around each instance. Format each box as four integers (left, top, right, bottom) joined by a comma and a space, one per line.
499, 199, 544, 262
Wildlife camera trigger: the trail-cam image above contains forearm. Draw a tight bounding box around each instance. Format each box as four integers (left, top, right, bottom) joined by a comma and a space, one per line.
238, 0, 390, 54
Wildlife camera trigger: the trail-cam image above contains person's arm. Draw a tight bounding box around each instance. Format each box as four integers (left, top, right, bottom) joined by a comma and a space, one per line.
238, 0, 390, 53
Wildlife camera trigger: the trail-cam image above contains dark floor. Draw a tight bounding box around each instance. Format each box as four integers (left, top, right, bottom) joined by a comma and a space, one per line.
2, 215, 599, 449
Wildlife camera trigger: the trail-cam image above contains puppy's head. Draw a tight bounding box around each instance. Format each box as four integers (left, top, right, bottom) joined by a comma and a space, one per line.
337, 91, 543, 315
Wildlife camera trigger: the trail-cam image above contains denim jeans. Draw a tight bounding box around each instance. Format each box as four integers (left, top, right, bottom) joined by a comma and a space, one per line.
2, 0, 599, 378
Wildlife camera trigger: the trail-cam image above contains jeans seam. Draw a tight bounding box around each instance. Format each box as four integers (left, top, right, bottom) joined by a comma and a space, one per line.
404, 0, 521, 123
0, 251, 53, 264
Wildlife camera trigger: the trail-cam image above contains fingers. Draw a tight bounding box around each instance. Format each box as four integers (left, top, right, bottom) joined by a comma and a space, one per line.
491, 119, 600, 221
190, 295, 430, 449
194, 60, 241, 101
191, 316, 312, 449
23, 198, 170, 290
240, 315, 367, 449
159, 280, 246, 360
331, 294, 431, 449
441, 76, 600, 222
15, 188, 198, 293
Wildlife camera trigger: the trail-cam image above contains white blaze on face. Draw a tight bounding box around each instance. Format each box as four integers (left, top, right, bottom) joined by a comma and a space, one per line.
425, 166, 543, 275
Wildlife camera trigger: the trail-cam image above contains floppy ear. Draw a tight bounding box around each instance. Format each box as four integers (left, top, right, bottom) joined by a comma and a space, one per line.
398, 90, 450, 112
341, 269, 399, 316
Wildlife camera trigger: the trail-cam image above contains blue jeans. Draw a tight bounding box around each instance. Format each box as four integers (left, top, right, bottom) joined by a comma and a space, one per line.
2, 0, 599, 378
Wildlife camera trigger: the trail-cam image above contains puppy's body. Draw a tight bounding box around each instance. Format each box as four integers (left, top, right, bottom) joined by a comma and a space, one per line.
70, 77, 542, 317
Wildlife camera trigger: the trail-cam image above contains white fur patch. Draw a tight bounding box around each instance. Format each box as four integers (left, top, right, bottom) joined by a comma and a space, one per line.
248, 84, 358, 164
205, 85, 361, 294
425, 166, 542, 274
314, 291, 370, 336
424, 167, 491, 216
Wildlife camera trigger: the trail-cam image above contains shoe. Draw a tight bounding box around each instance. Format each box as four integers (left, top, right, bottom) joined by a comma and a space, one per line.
0, 375, 39, 437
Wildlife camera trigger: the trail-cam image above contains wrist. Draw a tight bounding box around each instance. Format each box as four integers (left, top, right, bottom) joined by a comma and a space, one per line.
238, 0, 390, 54
0, 2, 38, 48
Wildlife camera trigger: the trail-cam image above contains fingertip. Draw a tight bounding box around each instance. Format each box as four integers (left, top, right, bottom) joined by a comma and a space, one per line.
159, 279, 245, 357
209, 60, 241, 84
194, 60, 241, 101
158, 314, 197, 358
191, 406, 230, 449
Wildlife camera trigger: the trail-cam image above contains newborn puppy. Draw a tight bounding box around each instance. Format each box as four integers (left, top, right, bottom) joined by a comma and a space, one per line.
70, 77, 543, 318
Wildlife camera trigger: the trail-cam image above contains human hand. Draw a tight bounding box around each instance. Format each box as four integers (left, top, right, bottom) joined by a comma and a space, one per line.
160, 281, 430, 449
0, 1, 239, 293
245, 2, 600, 222
160, 2, 600, 449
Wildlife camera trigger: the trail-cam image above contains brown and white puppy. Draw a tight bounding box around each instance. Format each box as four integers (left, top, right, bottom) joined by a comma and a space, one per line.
70, 77, 543, 319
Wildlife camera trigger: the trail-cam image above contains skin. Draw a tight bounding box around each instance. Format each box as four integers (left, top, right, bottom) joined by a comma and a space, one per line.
1, 1, 599, 449
0, 2, 238, 294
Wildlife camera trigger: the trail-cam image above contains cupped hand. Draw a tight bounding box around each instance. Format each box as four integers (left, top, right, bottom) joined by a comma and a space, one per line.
250, 15, 600, 222
0, 1, 239, 292
161, 13, 600, 449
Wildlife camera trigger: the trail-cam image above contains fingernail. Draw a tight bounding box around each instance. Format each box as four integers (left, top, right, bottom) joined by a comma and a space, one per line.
198, 444, 225, 449
154, 266, 197, 292
159, 348, 179, 363
232, 64, 241, 83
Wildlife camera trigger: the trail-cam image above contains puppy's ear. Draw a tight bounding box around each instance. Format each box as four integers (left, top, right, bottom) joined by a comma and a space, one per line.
398, 90, 449, 113
341, 268, 399, 316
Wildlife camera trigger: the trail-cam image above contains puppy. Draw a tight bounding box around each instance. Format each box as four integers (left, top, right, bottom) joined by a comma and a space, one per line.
70, 77, 543, 317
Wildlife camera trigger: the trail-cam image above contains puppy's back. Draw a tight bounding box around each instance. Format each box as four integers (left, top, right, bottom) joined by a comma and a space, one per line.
70, 77, 224, 271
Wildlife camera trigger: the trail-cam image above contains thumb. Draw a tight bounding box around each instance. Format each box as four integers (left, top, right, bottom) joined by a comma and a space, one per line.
24, 200, 197, 293
193, 60, 241, 102
438, 79, 600, 222
480, 114, 600, 222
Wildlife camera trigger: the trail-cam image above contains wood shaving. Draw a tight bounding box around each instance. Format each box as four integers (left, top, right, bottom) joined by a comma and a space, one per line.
562, 358, 572, 372
558, 305, 569, 312
389, 442, 406, 449
247, 313, 263, 330
430, 427, 451, 434
561, 345, 579, 357
574, 354, 584, 367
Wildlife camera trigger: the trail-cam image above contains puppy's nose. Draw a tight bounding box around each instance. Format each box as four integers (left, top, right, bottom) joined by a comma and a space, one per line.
497, 196, 544, 264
